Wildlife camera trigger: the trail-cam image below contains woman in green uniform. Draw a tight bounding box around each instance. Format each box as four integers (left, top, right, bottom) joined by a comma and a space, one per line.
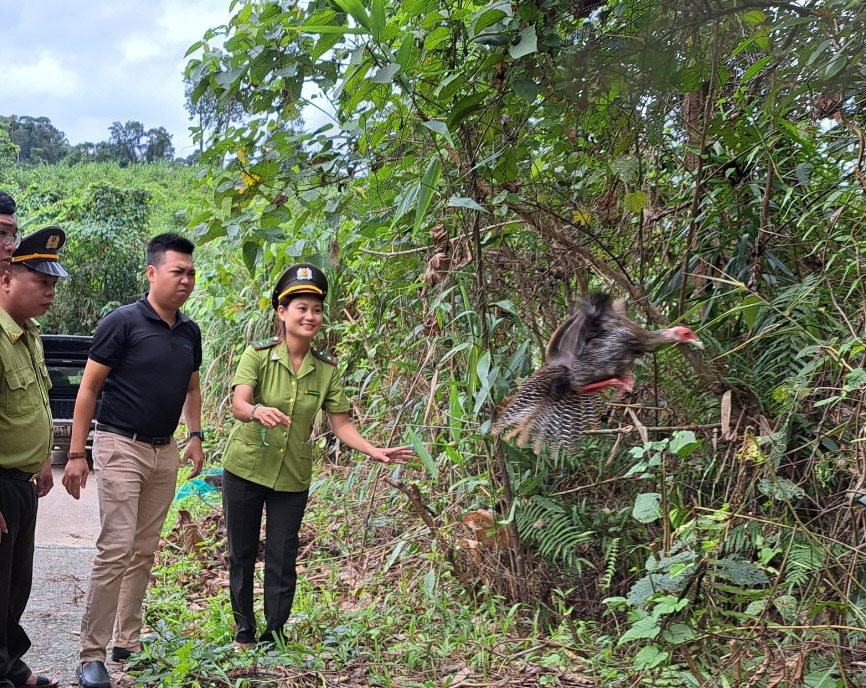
222, 263, 413, 646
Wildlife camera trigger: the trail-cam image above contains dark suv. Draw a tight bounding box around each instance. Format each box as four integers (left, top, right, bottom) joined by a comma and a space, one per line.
41, 334, 97, 465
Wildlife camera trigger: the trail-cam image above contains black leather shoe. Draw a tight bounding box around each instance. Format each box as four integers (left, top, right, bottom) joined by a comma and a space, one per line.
76, 661, 111, 688
111, 634, 153, 662
110, 646, 132, 662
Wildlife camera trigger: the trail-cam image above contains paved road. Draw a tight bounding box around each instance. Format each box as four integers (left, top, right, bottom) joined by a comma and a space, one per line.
20, 468, 100, 687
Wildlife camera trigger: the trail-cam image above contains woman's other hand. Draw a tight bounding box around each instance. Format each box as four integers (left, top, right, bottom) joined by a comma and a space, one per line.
253, 406, 291, 428
367, 446, 414, 465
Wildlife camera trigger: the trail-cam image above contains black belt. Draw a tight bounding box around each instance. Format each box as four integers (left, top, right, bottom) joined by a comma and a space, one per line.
97, 424, 173, 447
0, 466, 37, 482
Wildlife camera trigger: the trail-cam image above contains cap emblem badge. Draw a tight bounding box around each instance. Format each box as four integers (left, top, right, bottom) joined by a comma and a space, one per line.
297, 266, 313, 280
46, 234, 61, 249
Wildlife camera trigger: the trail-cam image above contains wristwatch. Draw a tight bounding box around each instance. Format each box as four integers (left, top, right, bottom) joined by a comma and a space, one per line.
188, 431, 205, 441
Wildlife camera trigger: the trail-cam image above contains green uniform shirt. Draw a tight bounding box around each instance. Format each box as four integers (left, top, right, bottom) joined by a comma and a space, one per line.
0, 307, 53, 474
222, 340, 351, 491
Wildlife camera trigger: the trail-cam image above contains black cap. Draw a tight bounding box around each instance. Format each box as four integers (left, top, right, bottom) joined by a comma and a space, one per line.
271, 263, 328, 310
11, 226, 68, 277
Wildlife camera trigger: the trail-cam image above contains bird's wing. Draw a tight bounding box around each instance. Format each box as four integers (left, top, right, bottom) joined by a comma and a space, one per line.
545, 292, 612, 366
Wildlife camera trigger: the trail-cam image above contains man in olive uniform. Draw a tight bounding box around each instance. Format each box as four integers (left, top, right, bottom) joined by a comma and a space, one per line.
0, 227, 68, 688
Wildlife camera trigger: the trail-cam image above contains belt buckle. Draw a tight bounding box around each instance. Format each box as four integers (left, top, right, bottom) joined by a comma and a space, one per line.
152, 437, 171, 447
29, 473, 38, 484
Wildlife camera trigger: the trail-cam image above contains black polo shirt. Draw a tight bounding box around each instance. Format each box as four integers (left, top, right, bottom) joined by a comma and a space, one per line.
89, 294, 202, 437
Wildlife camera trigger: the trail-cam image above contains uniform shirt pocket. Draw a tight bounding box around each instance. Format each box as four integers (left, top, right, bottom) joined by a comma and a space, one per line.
295, 443, 314, 485
4, 365, 39, 417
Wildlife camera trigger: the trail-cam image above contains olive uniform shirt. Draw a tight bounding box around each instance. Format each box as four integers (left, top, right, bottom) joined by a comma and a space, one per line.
222, 340, 351, 491
0, 307, 53, 474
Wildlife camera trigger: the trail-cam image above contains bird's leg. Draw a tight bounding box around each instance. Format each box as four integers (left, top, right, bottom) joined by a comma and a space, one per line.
580, 375, 634, 395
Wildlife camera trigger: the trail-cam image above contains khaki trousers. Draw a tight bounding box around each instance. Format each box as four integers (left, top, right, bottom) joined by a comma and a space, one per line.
79, 431, 179, 663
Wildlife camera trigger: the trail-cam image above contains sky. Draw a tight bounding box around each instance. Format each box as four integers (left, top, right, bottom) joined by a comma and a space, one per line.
0, 0, 233, 157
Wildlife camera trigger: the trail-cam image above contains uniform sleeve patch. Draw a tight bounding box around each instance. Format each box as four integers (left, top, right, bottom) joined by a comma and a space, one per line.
252, 336, 280, 351
312, 348, 337, 365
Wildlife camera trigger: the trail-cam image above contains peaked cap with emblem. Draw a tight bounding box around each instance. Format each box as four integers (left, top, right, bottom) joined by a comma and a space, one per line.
271, 263, 328, 310
11, 225, 68, 277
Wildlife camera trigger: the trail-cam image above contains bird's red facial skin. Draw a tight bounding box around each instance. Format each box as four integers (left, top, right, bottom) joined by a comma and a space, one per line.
674, 326, 698, 343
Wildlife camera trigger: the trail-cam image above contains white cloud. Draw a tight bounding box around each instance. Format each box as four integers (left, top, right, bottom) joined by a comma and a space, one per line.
0, 53, 81, 97
121, 36, 163, 63
0, 1, 328, 155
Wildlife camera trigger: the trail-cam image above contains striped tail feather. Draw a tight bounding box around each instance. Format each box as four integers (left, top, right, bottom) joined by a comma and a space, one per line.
493, 366, 601, 454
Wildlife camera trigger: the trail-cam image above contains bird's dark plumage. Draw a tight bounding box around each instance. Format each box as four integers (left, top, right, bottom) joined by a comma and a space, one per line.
494, 292, 702, 454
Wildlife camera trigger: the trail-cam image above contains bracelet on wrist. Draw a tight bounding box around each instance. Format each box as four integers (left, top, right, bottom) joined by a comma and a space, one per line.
249, 404, 262, 423
67, 451, 87, 461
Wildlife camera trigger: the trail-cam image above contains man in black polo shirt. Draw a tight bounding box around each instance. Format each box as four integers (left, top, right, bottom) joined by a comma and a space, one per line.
62, 233, 205, 688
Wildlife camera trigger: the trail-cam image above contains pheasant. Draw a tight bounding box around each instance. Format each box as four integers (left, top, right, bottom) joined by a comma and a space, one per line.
493, 293, 703, 454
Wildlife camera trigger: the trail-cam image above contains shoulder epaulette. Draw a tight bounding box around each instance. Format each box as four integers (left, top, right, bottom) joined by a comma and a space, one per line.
252, 336, 280, 351
312, 348, 337, 366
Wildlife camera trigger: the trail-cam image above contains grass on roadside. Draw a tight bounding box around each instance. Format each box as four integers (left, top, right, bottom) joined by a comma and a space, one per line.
129, 464, 602, 687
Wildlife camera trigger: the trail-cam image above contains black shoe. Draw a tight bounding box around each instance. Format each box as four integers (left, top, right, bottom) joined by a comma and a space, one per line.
76, 661, 111, 688
111, 634, 153, 662
110, 646, 133, 662
258, 629, 286, 646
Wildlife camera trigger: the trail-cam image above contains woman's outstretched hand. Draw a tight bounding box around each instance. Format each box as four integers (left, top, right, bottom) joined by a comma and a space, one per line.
367, 446, 414, 465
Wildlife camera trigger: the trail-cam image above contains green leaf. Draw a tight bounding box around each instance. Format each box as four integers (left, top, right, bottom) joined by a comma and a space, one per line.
396, 32, 419, 70
472, 8, 507, 36
618, 615, 660, 645
512, 77, 539, 103
371, 0, 386, 41
414, 157, 441, 232
475, 33, 509, 46
740, 293, 762, 329
446, 92, 486, 128
312, 31, 343, 60
434, 73, 464, 100
371, 62, 400, 83
422, 120, 455, 148
745, 598, 768, 616
758, 477, 806, 501
406, 426, 437, 480
285, 25, 366, 35
624, 191, 647, 212
242, 240, 258, 277
392, 182, 420, 225
661, 623, 696, 645
333, 0, 371, 32
424, 25, 451, 51
185, 40, 204, 58
383, 539, 408, 573
772, 594, 798, 622
509, 27, 537, 59
420, 568, 437, 598
669, 430, 700, 458
633, 492, 662, 523
742, 9, 766, 25
742, 55, 771, 82
448, 196, 488, 213
823, 55, 847, 79
633, 644, 669, 670
717, 556, 769, 586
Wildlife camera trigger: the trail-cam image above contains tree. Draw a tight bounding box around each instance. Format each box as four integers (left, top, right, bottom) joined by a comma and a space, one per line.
1, 115, 69, 164
183, 72, 244, 155
144, 127, 175, 162
0, 120, 18, 173
108, 120, 146, 166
